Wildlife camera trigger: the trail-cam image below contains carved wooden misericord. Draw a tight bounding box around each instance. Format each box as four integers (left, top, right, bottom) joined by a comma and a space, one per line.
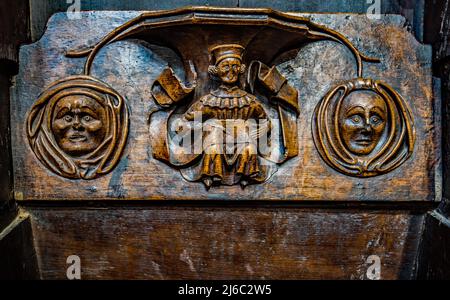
26, 7, 413, 184
13, 7, 434, 200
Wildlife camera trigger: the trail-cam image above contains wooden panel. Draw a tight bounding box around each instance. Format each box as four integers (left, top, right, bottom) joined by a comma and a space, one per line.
439, 58, 450, 200
27, 206, 425, 279
27, 0, 411, 42
28, 0, 239, 41
0, 212, 40, 279
0, 0, 29, 65
0, 0, 30, 210
239, 0, 401, 12
0, 73, 12, 210
11, 10, 437, 201
416, 211, 450, 279
240, 0, 426, 42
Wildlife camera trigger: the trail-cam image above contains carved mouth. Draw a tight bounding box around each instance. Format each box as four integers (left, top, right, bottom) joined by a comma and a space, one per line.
354, 139, 372, 146
224, 75, 237, 80
68, 134, 87, 142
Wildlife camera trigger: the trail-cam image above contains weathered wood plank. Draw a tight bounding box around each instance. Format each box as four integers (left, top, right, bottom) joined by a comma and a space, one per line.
28, 0, 240, 41
239, 0, 400, 12
0, 211, 40, 279
27, 206, 424, 279
0, 73, 13, 212
240, 0, 425, 41
416, 211, 450, 279
0, 0, 30, 211
0, 0, 30, 64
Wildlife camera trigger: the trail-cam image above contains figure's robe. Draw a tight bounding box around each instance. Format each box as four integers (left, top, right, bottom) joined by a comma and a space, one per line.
174, 85, 271, 185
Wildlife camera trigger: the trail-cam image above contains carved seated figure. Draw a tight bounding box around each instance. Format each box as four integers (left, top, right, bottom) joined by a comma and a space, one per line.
181, 44, 271, 188
150, 44, 299, 188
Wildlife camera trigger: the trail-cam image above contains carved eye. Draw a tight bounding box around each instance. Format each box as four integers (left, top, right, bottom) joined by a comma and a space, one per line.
370, 115, 382, 125
82, 115, 92, 122
63, 115, 73, 122
350, 115, 362, 124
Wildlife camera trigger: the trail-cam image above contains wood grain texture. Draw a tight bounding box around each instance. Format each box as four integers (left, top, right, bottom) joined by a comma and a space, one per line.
424, 0, 450, 59
27, 0, 414, 43
0, 0, 30, 211
27, 206, 424, 279
28, 0, 240, 41
439, 58, 450, 202
0, 1, 444, 281
416, 211, 450, 279
0, 0, 30, 65
0, 212, 40, 279
0, 73, 13, 210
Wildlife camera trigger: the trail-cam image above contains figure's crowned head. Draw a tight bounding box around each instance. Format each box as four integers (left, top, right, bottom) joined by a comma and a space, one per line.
208, 44, 246, 85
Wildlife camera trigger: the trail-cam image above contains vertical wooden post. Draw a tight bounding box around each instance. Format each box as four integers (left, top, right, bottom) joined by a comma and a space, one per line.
0, 0, 30, 218
0, 0, 40, 280
415, 0, 450, 279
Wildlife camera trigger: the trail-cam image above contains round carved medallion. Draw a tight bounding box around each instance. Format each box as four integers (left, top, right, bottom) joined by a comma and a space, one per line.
26, 76, 129, 179
312, 78, 415, 177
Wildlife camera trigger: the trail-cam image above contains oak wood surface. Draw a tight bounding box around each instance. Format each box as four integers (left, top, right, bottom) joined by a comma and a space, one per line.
27, 206, 424, 279
0, 212, 40, 279
416, 211, 450, 279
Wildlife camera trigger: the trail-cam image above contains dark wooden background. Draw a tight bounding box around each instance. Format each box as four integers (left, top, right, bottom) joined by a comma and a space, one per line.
1, 0, 449, 279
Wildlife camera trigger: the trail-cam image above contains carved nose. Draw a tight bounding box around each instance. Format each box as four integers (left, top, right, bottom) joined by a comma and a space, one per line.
72, 116, 82, 130
362, 119, 372, 133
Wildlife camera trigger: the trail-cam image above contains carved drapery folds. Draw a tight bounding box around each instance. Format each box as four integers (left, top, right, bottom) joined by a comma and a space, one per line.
246, 60, 300, 160
24, 7, 416, 187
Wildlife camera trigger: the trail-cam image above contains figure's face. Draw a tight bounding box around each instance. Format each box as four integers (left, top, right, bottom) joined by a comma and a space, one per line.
216, 58, 241, 85
339, 91, 387, 155
52, 95, 106, 156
